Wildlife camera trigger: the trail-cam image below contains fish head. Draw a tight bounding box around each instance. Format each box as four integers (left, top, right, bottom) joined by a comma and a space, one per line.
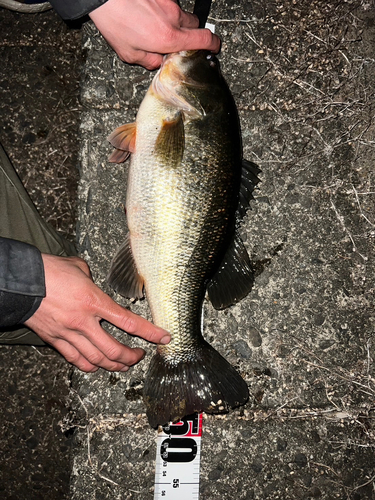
162, 50, 222, 86
152, 50, 226, 118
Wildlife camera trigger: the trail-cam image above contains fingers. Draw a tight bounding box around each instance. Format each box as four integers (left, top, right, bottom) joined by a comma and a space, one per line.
82, 318, 146, 367
169, 4, 221, 54
89, 0, 221, 69
142, 55, 164, 71
127, 51, 164, 71
27, 253, 169, 374
178, 10, 200, 30
118, 26, 221, 70
91, 288, 170, 345
177, 27, 221, 54
52, 322, 147, 373
65, 286, 169, 371
145, 27, 221, 63
52, 338, 98, 372
117, 309, 171, 345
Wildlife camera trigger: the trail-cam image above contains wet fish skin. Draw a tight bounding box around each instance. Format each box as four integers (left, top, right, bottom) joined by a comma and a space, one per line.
107, 51, 259, 427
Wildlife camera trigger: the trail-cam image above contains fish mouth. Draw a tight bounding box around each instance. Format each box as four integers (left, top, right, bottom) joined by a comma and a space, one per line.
161, 50, 205, 67
175, 50, 200, 58
151, 52, 205, 119
158, 51, 209, 90
158, 54, 186, 84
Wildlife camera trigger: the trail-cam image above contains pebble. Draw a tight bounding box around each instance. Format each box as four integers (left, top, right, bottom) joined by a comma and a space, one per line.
248, 326, 263, 347
233, 339, 252, 359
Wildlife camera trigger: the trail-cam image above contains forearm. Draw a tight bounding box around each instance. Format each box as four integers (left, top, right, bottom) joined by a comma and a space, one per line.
0, 237, 45, 328
48, 0, 109, 20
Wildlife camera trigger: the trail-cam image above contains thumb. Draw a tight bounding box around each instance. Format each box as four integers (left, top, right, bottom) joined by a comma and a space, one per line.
177, 27, 221, 53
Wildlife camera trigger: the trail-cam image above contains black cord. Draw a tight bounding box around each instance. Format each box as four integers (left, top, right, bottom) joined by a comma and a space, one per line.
193, 0, 213, 28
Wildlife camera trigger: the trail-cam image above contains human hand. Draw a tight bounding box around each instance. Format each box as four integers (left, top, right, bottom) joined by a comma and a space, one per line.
89, 0, 221, 70
25, 254, 170, 373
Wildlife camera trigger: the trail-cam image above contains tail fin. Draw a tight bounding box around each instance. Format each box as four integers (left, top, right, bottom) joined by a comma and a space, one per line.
143, 342, 249, 427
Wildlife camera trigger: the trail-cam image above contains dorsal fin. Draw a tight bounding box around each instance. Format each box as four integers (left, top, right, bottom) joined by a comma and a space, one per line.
237, 159, 261, 221
207, 159, 260, 309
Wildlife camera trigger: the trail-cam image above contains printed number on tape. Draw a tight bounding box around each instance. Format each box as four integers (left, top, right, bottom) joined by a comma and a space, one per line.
154, 413, 203, 499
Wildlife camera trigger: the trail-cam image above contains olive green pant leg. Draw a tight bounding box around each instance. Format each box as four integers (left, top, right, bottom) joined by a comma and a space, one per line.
0, 143, 77, 345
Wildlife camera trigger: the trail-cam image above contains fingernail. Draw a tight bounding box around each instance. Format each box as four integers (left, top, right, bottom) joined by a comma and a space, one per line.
160, 335, 171, 345
120, 366, 129, 372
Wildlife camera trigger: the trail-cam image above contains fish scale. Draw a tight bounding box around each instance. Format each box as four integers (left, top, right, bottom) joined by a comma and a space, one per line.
131, 121, 230, 346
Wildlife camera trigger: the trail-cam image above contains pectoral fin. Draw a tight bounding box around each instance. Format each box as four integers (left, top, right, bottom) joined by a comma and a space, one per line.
154, 113, 184, 168
108, 148, 131, 163
107, 233, 144, 299
107, 122, 137, 163
207, 230, 254, 310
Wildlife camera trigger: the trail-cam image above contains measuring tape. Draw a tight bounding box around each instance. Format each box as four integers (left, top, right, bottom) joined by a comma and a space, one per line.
154, 413, 203, 499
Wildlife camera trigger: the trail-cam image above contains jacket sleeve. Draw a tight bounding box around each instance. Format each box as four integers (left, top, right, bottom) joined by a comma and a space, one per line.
49, 0, 109, 20
0, 238, 46, 328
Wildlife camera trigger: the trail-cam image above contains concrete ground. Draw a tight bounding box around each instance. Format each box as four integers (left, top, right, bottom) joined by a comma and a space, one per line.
0, 1, 374, 499
70, 1, 375, 499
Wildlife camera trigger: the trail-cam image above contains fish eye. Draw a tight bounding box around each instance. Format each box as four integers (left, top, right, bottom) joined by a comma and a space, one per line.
206, 54, 217, 68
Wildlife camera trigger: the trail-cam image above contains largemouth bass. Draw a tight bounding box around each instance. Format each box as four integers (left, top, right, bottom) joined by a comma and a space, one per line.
107, 50, 260, 427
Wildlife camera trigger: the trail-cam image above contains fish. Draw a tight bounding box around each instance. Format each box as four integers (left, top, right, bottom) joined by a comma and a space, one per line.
107, 50, 260, 427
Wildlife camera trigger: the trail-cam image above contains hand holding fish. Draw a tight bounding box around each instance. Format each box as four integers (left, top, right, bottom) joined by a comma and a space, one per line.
24, 254, 170, 373
89, 0, 220, 69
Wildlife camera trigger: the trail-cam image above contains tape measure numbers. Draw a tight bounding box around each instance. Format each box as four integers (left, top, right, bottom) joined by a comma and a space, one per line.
154, 413, 203, 499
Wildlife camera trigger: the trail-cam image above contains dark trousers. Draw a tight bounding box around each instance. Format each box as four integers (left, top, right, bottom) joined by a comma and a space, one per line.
0, 143, 76, 345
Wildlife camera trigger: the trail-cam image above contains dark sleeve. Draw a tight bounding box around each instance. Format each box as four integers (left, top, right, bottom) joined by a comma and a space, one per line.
49, 0, 109, 20
0, 238, 46, 328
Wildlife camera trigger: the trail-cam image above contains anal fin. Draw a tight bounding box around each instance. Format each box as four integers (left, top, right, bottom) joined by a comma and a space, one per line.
107, 233, 144, 299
